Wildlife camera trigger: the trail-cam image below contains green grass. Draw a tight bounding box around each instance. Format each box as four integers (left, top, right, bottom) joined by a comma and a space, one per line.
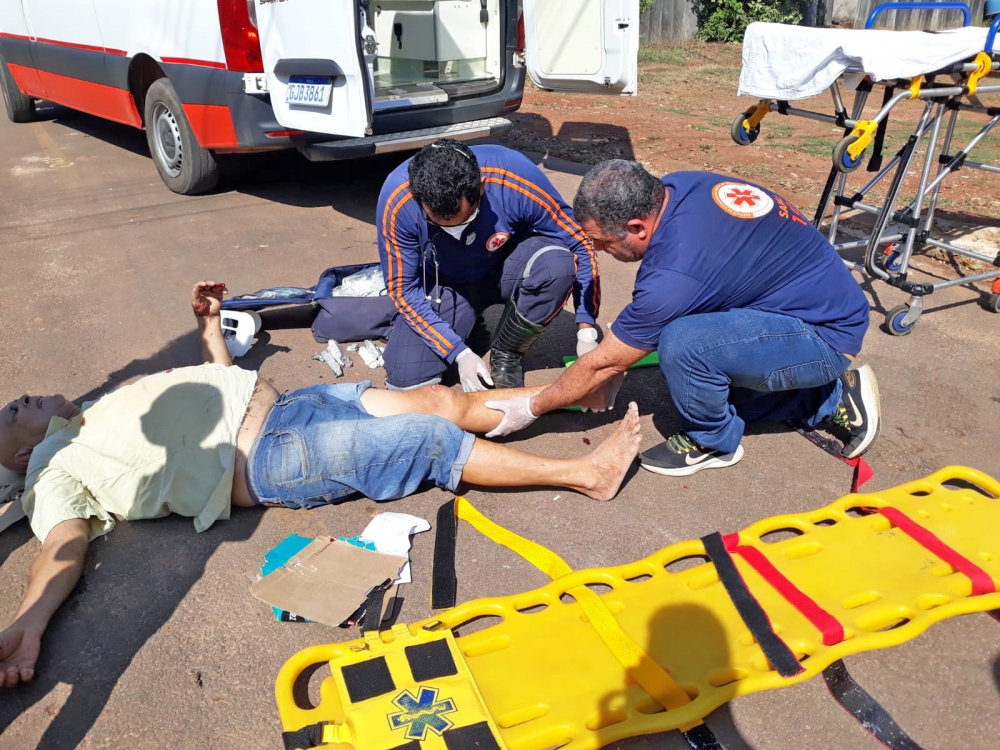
689, 124, 711, 131
699, 143, 713, 151
706, 116, 731, 128
698, 66, 742, 77
657, 106, 692, 116
638, 46, 687, 65
797, 136, 835, 157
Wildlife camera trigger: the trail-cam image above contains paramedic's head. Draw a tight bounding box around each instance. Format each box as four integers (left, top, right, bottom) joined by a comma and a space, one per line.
409, 140, 483, 228
0, 394, 79, 472
574, 160, 665, 263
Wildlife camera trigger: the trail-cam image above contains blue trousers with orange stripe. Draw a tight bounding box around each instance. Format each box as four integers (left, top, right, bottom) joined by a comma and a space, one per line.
384, 237, 577, 389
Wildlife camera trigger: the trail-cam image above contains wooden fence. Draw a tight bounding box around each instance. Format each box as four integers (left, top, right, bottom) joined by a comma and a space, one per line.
640, 0, 985, 44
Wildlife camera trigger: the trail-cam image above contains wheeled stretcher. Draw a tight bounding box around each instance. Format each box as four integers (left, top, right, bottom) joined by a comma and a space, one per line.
276, 467, 1000, 750
732, 4, 1000, 335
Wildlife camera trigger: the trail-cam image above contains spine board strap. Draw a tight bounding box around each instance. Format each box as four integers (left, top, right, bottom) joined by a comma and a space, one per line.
822, 660, 925, 750
701, 532, 804, 678
432, 497, 724, 743
875, 507, 996, 595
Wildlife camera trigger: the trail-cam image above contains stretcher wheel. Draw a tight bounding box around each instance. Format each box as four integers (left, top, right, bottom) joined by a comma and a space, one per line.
885, 304, 916, 336
876, 249, 904, 273
731, 113, 759, 146
987, 292, 1000, 314
833, 136, 864, 174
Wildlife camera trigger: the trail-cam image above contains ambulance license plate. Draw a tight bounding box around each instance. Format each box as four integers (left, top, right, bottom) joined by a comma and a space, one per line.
286, 76, 332, 108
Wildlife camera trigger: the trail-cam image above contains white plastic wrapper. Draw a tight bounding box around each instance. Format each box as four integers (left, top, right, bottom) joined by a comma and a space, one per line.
329, 266, 387, 298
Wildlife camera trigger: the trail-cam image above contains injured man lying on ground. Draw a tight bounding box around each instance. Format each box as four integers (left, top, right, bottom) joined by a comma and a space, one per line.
0, 280, 638, 690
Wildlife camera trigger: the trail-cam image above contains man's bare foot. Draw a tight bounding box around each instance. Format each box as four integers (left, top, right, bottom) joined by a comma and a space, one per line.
582, 402, 642, 501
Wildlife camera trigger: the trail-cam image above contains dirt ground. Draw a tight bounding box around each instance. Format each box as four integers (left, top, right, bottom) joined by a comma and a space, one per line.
501, 42, 1000, 264
1, 45, 1000, 750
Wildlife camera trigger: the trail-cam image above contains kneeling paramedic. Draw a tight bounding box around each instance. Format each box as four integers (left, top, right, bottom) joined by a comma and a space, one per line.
485, 162, 882, 477
376, 140, 601, 391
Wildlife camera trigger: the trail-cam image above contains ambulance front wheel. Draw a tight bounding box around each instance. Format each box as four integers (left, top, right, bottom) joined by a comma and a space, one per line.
144, 78, 220, 195
0, 48, 35, 124
731, 113, 759, 145
833, 136, 865, 174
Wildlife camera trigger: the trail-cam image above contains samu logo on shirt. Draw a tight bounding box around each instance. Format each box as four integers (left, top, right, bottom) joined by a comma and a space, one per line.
711, 182, 774, 219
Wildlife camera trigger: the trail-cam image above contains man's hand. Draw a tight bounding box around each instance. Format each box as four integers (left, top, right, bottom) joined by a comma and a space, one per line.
192, 281, 227, 319
456, 349, 494, 393
485, 396, 537, 438
579, 372, 626, 413
0, 627, 40, 689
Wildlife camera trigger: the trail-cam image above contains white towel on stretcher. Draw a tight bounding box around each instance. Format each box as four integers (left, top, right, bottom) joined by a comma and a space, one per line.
738, 22, 991, 100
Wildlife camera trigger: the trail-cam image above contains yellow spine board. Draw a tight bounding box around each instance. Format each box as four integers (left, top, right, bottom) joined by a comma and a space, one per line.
276, 467, 1000, 750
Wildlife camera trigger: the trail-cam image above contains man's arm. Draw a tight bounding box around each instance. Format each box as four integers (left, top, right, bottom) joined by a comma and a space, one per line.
531, 330, 649, 415
191, 281, 232, 366
379, 201, 468, 364
483, 330, 649, 437
0, 518, 88, 688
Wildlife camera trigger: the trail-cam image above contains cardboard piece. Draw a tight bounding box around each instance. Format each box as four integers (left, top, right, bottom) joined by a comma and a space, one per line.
251, 538, 407, 627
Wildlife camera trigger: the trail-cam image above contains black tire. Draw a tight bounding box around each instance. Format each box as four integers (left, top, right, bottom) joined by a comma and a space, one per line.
731, 111, 759, 145
986, 292, 1000, 314
143, 77, 219, 195
833, 135, 864, 174
884, 304, 916, 336
0, 47, 36, 123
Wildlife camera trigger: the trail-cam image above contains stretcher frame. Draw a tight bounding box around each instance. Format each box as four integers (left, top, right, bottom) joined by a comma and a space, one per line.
732, 3, 1000, 335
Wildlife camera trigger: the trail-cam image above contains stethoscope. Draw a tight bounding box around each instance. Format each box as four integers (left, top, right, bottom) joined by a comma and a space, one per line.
421, 234, 443, 305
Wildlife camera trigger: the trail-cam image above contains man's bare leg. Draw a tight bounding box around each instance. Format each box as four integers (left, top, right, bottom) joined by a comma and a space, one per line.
458, 402, 642, 501
361, 383, 611, 434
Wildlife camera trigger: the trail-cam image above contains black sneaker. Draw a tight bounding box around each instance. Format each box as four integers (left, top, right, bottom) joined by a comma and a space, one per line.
826, 364, 881, 459
639, 432, 745, 477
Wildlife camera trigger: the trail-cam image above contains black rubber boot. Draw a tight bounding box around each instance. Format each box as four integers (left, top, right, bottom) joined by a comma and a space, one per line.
489, 299, 547, 388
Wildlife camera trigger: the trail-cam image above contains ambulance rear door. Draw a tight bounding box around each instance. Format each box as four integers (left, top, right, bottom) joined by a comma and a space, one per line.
254, 0, 374, 136
522, 0, 639, 95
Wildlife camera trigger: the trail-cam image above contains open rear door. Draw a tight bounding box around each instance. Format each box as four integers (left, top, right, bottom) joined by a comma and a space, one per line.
523, 0, 639, 96
254, 0, 373, 136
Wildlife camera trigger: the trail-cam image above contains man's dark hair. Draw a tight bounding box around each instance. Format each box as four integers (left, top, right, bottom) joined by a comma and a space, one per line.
573, 160, 665, 238
407, 140, 482, 219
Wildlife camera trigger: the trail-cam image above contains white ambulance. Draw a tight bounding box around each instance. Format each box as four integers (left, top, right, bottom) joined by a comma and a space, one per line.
0, 0, 639, 194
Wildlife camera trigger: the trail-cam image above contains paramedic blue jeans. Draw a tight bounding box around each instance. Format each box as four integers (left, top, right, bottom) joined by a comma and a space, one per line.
246, 382, 475, 508
383, 236, 577, 389
658, 309, 850, 454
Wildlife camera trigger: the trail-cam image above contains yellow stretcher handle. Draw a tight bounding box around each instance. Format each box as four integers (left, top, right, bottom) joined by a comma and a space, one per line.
453, 497, 701, 728
276, 643, 352, 742
965, 52, 993, 96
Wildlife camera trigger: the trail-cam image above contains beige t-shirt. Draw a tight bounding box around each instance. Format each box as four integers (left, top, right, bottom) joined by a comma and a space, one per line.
22, 364, 259, 542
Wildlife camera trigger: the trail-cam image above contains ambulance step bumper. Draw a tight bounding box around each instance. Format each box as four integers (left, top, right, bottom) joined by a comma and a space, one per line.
299, 118, 513, 161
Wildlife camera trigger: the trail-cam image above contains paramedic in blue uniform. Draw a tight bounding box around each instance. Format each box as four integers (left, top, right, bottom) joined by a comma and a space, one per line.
376, 140, 601, 391
484, 161, 882, 476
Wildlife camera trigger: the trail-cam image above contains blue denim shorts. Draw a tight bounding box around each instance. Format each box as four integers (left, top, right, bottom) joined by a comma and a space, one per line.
246, 381, 475, 509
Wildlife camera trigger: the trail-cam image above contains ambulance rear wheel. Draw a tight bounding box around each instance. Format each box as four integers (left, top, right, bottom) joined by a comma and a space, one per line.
731, 112, 759, 145
0, 48, 35, 123
833, 136, 864, 174
143, 78, 219, 195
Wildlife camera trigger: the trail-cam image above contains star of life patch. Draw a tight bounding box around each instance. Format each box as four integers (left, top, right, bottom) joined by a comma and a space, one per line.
486, 232, 510, 252
711, 182, 774, 219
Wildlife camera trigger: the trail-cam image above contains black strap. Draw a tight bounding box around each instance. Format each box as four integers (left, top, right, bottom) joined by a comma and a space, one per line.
822, 660, 924, 750
282, 722, 327, 750
682, 723, 726, 749
701, 532, 803, 678
360, 580, 392, 633
988, 609, 1000, 622
431, 499, 459, 609
868, 86, 894, 172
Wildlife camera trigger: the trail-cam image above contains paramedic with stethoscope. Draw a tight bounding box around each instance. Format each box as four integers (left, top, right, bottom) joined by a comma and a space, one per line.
375, 140, 601, 391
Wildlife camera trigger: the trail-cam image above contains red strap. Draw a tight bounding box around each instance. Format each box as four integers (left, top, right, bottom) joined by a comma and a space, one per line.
794, 427, 873, 493
722, 533, 846, 646
877, 507, 996, 596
